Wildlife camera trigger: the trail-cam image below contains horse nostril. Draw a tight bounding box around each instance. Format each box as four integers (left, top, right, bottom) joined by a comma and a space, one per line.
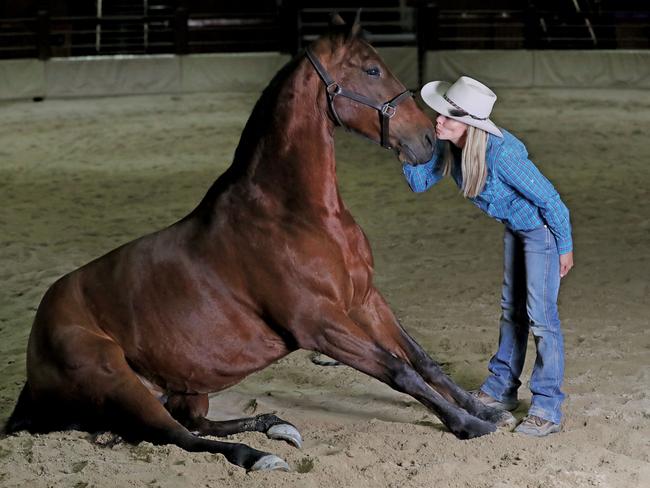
424, 132, 434, 149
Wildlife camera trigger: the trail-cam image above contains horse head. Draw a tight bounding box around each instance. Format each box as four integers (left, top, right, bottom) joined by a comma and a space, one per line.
307, 12, 435, 165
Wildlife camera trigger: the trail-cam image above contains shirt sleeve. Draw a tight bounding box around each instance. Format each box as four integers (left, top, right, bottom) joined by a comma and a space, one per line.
497, 144, 573, 254
402, 141, 445, 193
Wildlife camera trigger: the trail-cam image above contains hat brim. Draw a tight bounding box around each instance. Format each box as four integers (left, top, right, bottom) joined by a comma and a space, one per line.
420, 81, 503, 138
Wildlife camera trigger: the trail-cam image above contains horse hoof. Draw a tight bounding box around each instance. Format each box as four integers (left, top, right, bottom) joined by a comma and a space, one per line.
456, 416, 497, 439
251, 455, 290, 472
267, 423, 303, 448
496, 411, 517, 430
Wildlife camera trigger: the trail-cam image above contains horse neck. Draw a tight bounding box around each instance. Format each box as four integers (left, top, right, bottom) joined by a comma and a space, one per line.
227, 58, 342, 214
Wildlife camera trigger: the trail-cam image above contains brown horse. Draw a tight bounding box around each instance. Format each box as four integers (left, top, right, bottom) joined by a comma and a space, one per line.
4, 16, 514, 471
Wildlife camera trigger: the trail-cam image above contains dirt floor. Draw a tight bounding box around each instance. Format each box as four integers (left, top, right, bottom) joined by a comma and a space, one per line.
0, 86, 649, 488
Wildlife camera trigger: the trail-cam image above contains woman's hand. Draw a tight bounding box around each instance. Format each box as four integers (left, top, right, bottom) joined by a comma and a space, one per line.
560, 251, 574, 278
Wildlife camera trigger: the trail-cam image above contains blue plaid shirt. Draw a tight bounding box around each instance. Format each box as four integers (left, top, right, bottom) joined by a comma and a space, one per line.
402, 128, 573, 254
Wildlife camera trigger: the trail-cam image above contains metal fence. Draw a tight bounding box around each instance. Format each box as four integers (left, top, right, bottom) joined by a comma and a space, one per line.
1, 3, 648, 64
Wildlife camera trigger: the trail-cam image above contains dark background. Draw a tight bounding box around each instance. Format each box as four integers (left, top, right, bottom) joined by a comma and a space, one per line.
1, 1, 648, 60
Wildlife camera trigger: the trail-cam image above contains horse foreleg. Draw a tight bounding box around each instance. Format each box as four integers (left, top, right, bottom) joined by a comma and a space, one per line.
396, 325, 515, 427
165, 393, 302, 447
299, 308, 496, 439
352, 290, 515, 428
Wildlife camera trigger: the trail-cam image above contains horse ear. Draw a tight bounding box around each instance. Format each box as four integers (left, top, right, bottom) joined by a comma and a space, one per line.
329, 12, 346, 27
347, 9, 362, 40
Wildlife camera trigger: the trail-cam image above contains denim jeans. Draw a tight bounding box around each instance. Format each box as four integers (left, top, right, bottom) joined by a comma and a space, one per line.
481, 225, 565, 424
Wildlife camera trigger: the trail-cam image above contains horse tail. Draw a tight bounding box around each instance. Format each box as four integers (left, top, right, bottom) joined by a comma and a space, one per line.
4, 383, 33, 434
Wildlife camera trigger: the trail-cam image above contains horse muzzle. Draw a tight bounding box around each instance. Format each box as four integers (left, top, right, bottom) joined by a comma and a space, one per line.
396, 127, 436, 165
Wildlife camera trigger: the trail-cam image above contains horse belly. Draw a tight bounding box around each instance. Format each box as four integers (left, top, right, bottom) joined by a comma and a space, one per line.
132, 310, 291, 395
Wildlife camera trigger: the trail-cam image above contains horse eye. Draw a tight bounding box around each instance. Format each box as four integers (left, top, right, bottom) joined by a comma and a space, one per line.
365, 67, 381, 77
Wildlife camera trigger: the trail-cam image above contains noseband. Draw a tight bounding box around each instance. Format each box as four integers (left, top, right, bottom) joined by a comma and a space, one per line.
305, 47, 412, 149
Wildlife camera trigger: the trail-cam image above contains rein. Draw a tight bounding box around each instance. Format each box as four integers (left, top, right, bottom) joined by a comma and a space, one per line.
305, 47, 412, 149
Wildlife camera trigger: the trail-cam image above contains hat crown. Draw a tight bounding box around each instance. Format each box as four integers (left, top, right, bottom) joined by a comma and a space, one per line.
444, 76, 497, 119
418, 76, 503, 137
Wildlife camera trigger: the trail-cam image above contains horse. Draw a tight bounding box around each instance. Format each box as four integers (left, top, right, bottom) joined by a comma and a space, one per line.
4, 15, 515, 472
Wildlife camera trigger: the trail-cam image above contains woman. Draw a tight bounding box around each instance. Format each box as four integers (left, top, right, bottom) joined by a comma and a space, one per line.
403, 76, 573, 436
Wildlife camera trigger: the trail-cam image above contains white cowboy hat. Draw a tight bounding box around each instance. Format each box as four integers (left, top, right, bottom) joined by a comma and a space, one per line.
420, 76, 503, 138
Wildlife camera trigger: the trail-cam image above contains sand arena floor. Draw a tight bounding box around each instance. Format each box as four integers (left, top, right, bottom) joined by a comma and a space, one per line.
0, 87, 649, 487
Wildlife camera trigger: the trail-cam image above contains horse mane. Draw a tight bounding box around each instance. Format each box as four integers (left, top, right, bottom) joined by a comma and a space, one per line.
194, 28, 359, 215
231, 53, 307, 169
231, 26, 361, 171
191, 52, 310, 214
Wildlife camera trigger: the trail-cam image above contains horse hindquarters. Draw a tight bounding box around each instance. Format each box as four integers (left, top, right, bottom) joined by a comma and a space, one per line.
20, 314, 288, 471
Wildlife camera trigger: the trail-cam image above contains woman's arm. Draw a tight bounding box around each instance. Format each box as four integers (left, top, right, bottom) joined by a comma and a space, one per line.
402, 141, 445, 192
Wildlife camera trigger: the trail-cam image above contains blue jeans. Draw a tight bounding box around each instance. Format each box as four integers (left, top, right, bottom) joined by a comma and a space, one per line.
481, 226, 565, 424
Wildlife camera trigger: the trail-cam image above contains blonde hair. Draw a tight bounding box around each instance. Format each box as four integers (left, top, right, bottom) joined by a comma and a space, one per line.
441, 125, 489, 198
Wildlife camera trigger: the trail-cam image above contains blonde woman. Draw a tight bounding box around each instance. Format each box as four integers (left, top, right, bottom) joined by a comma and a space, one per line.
403, 76, 573, 436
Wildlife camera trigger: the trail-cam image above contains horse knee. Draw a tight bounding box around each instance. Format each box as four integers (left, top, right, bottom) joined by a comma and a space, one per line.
390, 362, 422, 393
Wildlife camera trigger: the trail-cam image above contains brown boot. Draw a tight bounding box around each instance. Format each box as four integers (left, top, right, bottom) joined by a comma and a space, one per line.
514, 415, 561, 436
470, 389, 519, 412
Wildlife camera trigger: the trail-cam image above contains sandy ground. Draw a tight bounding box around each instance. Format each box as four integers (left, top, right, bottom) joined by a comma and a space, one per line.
0, 86, 649, 488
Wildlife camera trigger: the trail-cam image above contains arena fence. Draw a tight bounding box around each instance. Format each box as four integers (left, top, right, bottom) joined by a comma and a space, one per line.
1, 48, 649, 101
1, 3, 649, 100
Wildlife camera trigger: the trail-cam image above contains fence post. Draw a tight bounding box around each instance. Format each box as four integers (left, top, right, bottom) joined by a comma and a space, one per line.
174, 7, 189, 55
36, 10, 51, 60
416, 2, 438, 88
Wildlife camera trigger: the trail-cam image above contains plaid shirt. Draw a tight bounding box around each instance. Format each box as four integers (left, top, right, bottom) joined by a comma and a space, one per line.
402, 128, 573, 254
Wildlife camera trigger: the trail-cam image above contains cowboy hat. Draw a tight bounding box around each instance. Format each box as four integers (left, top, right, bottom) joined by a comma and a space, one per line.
420, 76, 503, 138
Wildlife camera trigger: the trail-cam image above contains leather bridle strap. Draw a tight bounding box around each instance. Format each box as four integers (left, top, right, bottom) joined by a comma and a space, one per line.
305, 47, 412, 149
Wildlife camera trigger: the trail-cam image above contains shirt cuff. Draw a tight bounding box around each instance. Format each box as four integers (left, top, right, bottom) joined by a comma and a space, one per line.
556, 237, 573, 255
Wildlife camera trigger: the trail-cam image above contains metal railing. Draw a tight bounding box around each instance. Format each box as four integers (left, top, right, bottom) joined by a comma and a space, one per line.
1, 3, 648, 86
0, 9, 286, 59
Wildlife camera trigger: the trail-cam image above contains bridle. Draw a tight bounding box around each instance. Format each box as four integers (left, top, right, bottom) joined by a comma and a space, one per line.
305, 47, 412, 149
